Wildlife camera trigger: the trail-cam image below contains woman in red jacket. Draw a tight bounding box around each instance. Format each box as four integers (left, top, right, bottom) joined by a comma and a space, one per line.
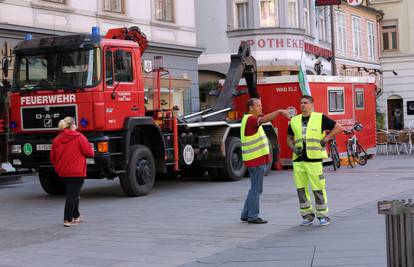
50, 117, 94, 227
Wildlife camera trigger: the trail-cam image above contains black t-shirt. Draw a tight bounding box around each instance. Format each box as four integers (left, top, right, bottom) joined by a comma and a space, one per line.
287, 114, 336, 162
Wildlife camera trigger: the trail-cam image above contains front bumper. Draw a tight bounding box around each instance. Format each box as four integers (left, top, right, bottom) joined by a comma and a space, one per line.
9, 134, 124, 175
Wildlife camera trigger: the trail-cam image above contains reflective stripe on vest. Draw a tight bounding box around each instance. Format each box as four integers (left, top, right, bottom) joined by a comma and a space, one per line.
240, 114, 270, 161
290, 112, 328, 160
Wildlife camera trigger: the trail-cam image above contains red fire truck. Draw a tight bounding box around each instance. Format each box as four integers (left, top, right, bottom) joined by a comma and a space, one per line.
233, 75, 377, 167
7, 27, 278, 196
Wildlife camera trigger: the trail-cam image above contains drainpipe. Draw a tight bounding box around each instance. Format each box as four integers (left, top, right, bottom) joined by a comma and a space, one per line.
330, 6, 336, 75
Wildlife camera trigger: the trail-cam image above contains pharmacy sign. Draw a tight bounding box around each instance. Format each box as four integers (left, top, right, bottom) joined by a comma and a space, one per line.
347, 0, 363, 6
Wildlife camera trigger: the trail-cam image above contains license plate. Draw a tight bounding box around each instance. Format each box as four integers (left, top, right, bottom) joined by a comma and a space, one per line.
36, 144, 52, 151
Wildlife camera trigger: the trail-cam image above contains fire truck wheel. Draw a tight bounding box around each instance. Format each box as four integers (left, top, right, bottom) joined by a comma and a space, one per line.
120, 145, 155, 197
221, 137, 245, 181
38, 171, 65, 195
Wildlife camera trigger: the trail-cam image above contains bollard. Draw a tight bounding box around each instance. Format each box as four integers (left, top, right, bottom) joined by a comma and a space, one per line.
378, 200, 414, 267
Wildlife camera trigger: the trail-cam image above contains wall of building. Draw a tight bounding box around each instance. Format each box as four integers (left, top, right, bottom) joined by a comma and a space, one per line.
0, 0, 202, 113
195, 0, 333, 80
370, 0, 414, 130
333, 4, 381, 76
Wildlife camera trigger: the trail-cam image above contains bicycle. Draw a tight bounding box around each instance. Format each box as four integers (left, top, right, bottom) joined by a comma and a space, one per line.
328, 138, 340, 171
344, 122, 368, 168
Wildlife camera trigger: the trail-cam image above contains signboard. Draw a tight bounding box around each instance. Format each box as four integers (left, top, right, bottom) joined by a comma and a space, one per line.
143, 59, 152, 73
347, 0, 363, 6
242, 37, 332, 59
316, 0, 341, 6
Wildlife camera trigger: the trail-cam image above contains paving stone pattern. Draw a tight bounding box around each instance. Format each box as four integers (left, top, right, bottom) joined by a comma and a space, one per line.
0, 155, 413, 266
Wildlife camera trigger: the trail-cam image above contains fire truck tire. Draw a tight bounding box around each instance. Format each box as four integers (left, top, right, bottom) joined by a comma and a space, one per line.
38, 171, 65, 195
221, 137, 245, 181
120, 145, 155, 197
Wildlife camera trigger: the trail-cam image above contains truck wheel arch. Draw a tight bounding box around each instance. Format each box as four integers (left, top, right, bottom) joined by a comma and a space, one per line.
123, 117, 165, 168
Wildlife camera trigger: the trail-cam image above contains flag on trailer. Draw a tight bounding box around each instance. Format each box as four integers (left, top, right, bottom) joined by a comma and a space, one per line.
298, 50, 311, 96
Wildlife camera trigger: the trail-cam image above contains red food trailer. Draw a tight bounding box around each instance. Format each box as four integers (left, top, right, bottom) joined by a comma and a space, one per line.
233, 75, 377, 167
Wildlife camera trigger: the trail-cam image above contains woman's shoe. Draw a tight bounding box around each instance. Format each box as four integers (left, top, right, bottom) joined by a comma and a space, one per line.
63, 220, 79, 227
73, 215, 83, 224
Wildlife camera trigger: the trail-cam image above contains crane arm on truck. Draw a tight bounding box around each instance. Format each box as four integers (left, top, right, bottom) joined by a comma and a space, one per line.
105, 26, 148, 54
203, 41, 258, 122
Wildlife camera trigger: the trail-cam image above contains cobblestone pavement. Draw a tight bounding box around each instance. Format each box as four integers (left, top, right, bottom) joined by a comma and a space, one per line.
0, 155, 412, 266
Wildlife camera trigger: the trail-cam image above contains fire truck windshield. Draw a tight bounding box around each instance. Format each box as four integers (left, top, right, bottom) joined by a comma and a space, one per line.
13, 48, 101, 92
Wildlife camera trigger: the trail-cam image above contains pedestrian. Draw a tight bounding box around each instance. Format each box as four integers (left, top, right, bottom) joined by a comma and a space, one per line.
240, 98, 289, 224
50, 117, 94, 227
287, 95, 342, 226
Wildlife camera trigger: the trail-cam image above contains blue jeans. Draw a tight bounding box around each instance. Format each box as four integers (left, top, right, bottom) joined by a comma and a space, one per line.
241, 164, 266, 220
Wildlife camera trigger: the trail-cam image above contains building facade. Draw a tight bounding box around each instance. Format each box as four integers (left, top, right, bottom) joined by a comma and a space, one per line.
195, 0, 333, 89
333, 2, 382, 76
0, 0, 202, 114
369, 0, 414, 130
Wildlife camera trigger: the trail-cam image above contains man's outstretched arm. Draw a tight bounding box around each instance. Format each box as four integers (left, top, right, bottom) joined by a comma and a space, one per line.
259, 109, 289, 124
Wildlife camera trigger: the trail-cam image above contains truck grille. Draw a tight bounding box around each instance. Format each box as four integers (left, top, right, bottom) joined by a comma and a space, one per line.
21, 105, 77, 131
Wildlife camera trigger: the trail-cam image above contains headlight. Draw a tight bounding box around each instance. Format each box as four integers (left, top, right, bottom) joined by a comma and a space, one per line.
86, 158, 95, 165
11, 145, 22, 154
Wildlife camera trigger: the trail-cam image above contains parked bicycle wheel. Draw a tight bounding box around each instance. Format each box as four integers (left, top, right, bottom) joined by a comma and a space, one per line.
330, 143, 341, 171
355, 143, 368, 166
346, 143, 355, 168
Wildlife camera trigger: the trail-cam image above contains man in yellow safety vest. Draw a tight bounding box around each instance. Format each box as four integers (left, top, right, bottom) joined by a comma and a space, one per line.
287, 95, 342, 226
240, 98, 288, 224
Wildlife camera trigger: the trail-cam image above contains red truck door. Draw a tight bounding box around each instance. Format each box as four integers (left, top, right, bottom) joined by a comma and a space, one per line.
103, 47, 144, 130
353, 83, 376, 152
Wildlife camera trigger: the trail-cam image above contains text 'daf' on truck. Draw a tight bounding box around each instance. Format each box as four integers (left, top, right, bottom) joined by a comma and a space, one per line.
7, 26, 278, 197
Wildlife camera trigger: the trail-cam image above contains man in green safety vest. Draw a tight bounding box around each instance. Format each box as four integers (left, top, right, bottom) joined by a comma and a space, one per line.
287, 95, 342, 226
240, 98, 288, 224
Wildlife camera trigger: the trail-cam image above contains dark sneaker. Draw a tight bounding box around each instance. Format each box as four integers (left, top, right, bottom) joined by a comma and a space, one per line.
240, 218, 248, 222
319, 217, 330, 226
248, 218, 268, 224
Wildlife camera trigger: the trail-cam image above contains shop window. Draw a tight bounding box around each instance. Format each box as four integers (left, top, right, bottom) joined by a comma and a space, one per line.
355, 89, 364, 109
155, 0, 174, 22
328, 88, 345, 113
407, 101, 414, 115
